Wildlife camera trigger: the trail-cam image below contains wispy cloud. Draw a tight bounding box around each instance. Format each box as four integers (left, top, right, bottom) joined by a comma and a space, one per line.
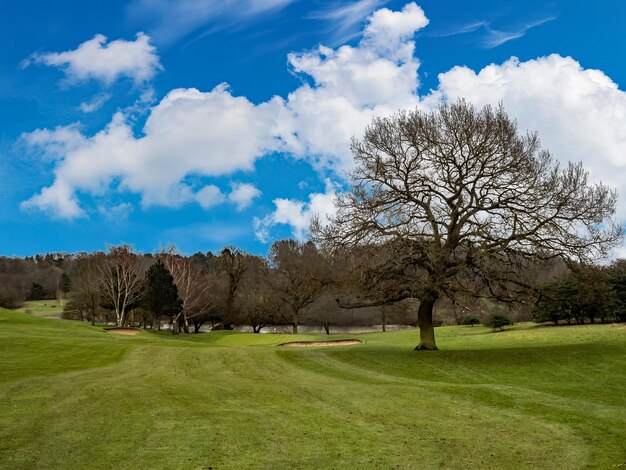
126, 0, 297, 45
427, 14, 557, 49
427, 21, 488, 38
310, 0, 388, 45
79, 93, 111, 113
481, 16, 557, 48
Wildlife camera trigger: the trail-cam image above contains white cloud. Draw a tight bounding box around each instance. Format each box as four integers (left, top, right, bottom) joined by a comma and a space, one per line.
254, 179, 338, 242
22, 3, 428, 219
20, 182, 85, 219
426, 54, 626, 218
20, 123, 87, 161
363, 2, 429, 53
428, 16, 557, 48
21, 0, 626, 242
228, 183, 261, 211
22, 85, 287, 216
281, 2, 427, 170
195, 185, 226, 209
127, 0, 297, 45
24, 33, 161, 86
480, 16, 557, 48
79, 93, 111, 113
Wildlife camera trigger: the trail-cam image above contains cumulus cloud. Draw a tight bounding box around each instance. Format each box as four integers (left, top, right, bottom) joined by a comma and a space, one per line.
24, 33, 161, 86
195, 185, 226, 209
280, 2, 427, 170
22, 2, 428, 219
20, 123, 87, 161
194, 182, 262, 211
228, 183, 262, 211
254, 179, 339, 242
20, 182, 85, 219
426, 54, 626, 218
21, 1, 626, 240
22, 85, 288, 215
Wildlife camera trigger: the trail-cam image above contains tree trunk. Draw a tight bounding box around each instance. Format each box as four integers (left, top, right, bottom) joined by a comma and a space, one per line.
324, 322, 330, 335
183, 312, 190, 334
292, 311, 298, 334
415, 297, 438, 351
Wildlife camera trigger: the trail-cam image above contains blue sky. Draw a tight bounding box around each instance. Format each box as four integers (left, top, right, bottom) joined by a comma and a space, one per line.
1, 0, 626, 257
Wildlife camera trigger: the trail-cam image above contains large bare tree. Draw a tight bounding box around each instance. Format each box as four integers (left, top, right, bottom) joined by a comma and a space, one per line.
314, 101, 623, 350
96, 245, 145, 327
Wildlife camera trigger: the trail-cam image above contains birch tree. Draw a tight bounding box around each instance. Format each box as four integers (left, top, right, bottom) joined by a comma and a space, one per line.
96, 245, 145, 327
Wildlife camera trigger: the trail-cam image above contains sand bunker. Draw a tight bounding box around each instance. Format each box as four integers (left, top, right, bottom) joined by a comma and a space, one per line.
104, 328, 141, 336
279, 339, 362, 347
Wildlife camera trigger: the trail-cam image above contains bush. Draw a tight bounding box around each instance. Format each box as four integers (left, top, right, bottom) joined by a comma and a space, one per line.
484, 315, 512, 331
460, 315, 480, 326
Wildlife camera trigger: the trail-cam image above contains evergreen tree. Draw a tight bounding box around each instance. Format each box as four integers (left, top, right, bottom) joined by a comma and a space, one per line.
30, 283, 46, 300
144, 260, 182, 333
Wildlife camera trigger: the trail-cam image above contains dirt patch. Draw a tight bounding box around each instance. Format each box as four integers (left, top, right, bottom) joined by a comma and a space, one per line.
104, 328, 141, 336
279, 339, 362, 347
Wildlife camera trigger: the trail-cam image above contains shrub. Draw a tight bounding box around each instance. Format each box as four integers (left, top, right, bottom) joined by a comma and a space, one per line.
484, 315, 512, 331
460, 315, 480, 326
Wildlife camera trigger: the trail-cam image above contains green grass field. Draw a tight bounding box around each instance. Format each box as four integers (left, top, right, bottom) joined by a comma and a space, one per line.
1, 309, 624, 469
17, 299, 65, 319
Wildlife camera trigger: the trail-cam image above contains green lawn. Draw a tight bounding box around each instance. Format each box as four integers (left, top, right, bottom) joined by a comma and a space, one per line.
17, 299, 65, 319
1, 309, 624, 469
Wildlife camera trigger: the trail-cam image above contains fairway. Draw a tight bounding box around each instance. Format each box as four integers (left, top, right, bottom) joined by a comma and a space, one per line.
1, 310, 625, 469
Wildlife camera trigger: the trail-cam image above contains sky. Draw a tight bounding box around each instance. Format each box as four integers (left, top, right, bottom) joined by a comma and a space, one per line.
1, 0, 626, 257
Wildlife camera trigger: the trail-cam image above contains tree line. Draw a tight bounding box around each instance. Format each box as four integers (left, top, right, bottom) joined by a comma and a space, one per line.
3, 241, 626, 336
58, 241, 421, 334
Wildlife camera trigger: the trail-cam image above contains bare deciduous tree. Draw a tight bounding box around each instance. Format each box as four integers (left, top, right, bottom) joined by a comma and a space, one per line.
162, 253, 217, 334
65, 255, 102, 325
217, 247, 250, 328
234, 258, 285, 333
314, 101, 623, 350
269, 239, 331, 334
96, 245, 145, 327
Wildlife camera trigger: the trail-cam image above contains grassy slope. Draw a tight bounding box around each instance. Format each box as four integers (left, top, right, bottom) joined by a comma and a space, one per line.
0, 310, 624, 469
17, 299, 65, 319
